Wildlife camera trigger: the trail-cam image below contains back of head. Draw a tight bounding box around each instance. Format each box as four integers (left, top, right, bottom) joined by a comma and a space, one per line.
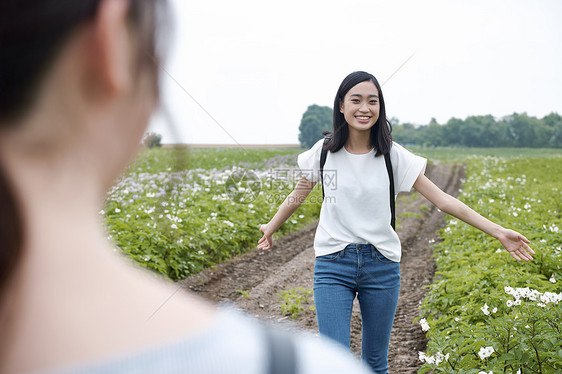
0, 0, 165, 298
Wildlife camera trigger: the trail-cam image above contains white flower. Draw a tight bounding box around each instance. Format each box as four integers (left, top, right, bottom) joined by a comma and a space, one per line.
550, 274, 556, 283
492, 307, 497, 314
455, 317, 460, 322
478, 346, 495, 360
115, 208, 121, 213
496, 248, 503, 253
506, 300, 513, 307
481, 303, 490, 315
419, 351, 447, 366
223, 220, 235, 228
419, 318, 430, 332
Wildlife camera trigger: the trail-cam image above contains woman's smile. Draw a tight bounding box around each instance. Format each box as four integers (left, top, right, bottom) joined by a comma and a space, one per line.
355, 115, 373, 124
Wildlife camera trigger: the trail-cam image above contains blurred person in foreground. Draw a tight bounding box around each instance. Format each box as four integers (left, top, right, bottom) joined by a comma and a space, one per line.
0, 1, 373, 373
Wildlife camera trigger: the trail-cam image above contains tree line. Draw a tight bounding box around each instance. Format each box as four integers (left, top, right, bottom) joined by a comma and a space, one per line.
298, 104, 562, 148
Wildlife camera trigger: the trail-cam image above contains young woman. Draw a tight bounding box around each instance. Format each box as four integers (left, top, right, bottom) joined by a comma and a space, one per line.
258, 71, 534, 373
0, 1, 374, 373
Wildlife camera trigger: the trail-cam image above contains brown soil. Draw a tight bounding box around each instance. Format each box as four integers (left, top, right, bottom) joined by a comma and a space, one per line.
179, 163, 465, 374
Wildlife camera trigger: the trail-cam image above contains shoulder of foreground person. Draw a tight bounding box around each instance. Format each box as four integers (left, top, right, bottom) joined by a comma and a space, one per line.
48, 306, 371, 374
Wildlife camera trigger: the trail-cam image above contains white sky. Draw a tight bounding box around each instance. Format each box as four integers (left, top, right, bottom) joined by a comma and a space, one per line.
148, 0, 562, 145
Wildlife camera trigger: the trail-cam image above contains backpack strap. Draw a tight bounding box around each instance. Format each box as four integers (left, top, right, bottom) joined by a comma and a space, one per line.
319, 138, 330, 201
384, 152, 396, 230
265, 327, 297, 374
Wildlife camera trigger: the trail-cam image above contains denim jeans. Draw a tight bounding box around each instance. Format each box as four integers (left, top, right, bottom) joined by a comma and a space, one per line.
313, 244, 400, 374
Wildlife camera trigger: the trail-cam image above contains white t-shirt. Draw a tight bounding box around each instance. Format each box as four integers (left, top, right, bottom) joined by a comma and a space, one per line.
298, 139, 426, 262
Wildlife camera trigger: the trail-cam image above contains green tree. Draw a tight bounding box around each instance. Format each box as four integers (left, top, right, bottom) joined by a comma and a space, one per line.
368, 112, 561, 148
393, 122, 420, 145
298, 104, 332, 148
143, 132, 162, 148
544, 112, 562, 148
423, 117, 445, 146
442, 117, 464, 146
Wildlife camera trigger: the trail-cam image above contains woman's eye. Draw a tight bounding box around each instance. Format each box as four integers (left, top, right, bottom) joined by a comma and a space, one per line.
351, 99, 360, 103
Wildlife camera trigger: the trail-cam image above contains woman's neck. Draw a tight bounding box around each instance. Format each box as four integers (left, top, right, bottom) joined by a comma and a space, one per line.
344, 128, 372, 154
0, 156, 215, 373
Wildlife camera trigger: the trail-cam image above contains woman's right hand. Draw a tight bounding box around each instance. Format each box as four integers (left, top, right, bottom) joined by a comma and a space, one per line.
257, 224, 274, 250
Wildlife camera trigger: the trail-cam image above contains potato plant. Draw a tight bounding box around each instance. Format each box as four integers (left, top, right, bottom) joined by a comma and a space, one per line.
418, 156, 562, 373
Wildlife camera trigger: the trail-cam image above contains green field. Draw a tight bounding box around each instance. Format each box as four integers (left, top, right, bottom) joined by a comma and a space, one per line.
105, 146, 316, 280
417, 156, 562, 373
409, 146, 562, 162
104, 146, 561, 282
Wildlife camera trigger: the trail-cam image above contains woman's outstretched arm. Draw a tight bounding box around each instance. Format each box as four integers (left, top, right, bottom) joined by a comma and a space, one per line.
257, 177, 316, 250
413, 173, 535, 261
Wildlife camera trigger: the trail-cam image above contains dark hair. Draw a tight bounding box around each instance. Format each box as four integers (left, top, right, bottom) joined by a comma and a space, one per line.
324, 71, 392, 157
0, 0, 166, 296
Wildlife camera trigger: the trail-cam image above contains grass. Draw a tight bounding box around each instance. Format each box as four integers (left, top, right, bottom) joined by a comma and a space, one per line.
406, 146, 562, 163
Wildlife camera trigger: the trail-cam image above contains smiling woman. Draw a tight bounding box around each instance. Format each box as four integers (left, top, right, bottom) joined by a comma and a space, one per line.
258, 70, 535, 374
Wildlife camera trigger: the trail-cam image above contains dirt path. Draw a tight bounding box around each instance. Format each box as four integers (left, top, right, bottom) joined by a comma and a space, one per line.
179, 163, 465, 373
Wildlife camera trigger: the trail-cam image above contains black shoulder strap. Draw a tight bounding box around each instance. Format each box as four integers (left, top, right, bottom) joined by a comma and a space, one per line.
266, 327, 297, 374
319, 137, 330, 201
384, 152, 396, 230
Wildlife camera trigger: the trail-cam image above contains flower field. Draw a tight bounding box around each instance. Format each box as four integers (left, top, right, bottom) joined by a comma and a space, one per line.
103, 147, 322, 280
417, 156, 562, 373
103, 146, 561, 372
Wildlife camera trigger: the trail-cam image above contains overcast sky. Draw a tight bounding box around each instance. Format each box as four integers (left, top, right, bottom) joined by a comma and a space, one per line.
148, 0, 562, 145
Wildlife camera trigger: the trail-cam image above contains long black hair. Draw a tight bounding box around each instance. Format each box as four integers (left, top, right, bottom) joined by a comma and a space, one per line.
324, 71, 392, 157
0, 0, 166, 297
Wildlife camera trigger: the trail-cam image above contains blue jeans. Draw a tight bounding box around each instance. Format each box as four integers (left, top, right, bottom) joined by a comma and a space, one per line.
313, 244, 400, 374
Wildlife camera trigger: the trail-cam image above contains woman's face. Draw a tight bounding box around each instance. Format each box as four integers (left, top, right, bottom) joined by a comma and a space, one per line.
340, 80, 380, 133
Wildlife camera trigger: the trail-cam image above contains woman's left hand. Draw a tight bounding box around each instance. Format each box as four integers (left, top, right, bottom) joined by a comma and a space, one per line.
497, 228, 534, 261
